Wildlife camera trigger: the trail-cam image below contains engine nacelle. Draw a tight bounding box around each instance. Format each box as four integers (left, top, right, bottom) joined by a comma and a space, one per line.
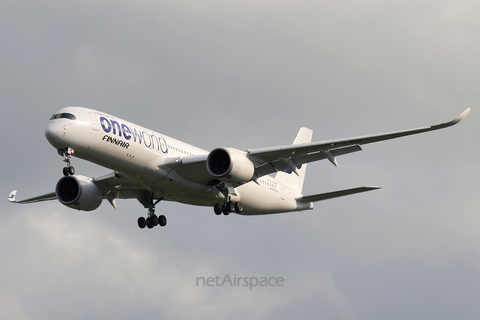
206, 147, 255, 183
55, 175, 103, 211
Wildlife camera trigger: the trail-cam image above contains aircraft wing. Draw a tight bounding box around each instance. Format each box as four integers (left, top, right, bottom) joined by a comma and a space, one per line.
8, 190, 57, 204
248, 108, 471, 176
8, 171, 167, 209
165, 109, 470, 184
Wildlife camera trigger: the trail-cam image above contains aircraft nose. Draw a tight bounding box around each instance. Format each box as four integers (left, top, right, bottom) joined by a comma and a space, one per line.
45, 121, 67, 149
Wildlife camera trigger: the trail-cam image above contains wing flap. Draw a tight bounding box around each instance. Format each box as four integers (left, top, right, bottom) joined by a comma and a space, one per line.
251, 145, 363, 177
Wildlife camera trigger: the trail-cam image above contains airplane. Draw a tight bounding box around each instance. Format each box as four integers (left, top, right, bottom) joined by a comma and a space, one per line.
8, 107, 470, 229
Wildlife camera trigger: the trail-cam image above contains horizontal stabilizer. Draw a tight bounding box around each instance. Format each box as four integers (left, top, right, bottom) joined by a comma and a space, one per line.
296, 186, 381, 203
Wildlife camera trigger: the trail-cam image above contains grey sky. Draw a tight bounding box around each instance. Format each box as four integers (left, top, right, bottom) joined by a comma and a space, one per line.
1, 1, 479, 319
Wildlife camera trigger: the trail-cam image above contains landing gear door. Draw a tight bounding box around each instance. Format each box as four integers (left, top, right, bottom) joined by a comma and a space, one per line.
88, 113, 99, 131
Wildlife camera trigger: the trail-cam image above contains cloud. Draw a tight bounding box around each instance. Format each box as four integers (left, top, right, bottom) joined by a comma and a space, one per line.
4, 207, 349, 320
0, 294, 30, 320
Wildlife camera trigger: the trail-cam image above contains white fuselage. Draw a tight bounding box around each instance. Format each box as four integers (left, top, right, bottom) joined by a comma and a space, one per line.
45, 107, 312, 214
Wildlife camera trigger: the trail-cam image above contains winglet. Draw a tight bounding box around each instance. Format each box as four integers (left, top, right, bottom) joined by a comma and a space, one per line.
8, 190, 17, 203
431, 108, 471, 128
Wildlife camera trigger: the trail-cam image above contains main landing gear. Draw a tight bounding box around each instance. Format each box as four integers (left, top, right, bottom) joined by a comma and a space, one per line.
59, 148, 75, 176
137, 197, 166, 229
214, 201, 243, 216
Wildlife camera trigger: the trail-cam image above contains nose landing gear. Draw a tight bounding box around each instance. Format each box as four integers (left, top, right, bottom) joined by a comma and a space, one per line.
59, 148, 75, 176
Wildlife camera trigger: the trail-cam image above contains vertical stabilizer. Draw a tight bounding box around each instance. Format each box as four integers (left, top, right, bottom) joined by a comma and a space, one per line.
275, 127, 313, 194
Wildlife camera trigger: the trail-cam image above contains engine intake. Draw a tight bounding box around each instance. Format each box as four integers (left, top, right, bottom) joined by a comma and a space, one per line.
55, 175, 103, 211
206, 148, 255, 183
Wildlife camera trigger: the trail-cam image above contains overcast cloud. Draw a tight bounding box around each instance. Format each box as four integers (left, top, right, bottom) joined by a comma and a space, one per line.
1, 1, 479, 319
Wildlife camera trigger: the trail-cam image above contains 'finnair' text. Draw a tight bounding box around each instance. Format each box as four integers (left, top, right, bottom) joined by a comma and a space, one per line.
102, 135, 130, 149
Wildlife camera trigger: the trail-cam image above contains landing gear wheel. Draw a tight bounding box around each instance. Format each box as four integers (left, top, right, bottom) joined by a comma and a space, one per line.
226, 201, 235, 212
68, 166, 75, 175
222, 205, 230, 215
138, 193, 165, 229
158, 215, 167, 227
138, 217, 146, 229
146, 217, 154, 229
63, 167, 69, 176
214, 204, 222, 215
234, 202, 243, 213
151, 215, 159, 227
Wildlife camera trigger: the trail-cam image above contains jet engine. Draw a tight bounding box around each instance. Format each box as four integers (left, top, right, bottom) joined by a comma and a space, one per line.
206, 147, 255, 183
55, 175, 103, 211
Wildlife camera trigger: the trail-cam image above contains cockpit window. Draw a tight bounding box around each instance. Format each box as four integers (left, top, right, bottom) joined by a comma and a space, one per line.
50, 113, 76, 120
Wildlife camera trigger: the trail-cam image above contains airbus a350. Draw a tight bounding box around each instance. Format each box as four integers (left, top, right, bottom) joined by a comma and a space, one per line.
9, 107, 470, 229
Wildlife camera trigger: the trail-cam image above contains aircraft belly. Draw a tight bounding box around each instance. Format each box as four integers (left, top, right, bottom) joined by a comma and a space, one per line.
151, 170, 222, 206
237, 182, 297, 215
